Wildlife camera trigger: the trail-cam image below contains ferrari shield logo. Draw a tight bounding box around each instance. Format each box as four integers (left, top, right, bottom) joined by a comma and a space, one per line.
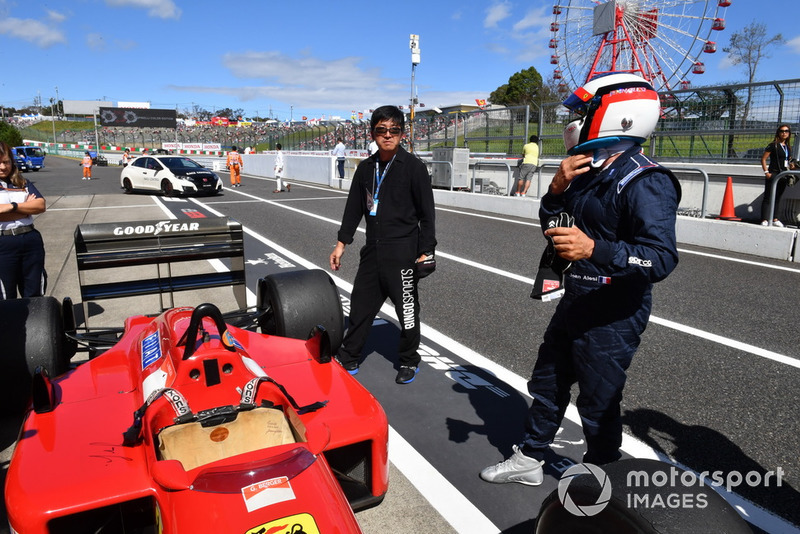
244, 512, 320, 534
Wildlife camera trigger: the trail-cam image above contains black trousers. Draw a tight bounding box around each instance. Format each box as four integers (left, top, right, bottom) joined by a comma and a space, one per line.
0, 229, 46, 299
338, 239, 421, 368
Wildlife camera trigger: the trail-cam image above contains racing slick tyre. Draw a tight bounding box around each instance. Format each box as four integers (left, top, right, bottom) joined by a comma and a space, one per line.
258, 269, 344, 353
0, 296, 69, 414
534, 458, 753, 534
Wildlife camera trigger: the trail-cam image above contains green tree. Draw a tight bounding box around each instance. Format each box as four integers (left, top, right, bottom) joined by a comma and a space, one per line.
489, 66, 545, 109
215, 107, 246, 120
0, 122, 23, 147
488, 84, 509, 106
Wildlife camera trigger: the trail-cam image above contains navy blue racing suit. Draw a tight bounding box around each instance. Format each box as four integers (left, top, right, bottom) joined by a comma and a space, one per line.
522, 146, 680, 464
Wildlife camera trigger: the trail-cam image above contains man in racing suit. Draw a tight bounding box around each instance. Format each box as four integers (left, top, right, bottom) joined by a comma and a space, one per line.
481, 73, 680, 484
329, 105, 436, 385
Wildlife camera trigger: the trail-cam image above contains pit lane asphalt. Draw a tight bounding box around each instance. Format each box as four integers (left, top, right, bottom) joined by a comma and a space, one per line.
2, 156, 799, 533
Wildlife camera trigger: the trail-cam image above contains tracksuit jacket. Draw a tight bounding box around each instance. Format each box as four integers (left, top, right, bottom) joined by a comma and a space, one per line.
336, 146, 437, 367
523, 145, 681, 464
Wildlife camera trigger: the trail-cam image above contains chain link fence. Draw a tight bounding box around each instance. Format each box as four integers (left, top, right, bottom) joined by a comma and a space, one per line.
15, 79, 800, 161
415, 78, 800, 162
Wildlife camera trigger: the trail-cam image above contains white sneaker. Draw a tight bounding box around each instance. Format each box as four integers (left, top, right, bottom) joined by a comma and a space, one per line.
773, 220, 784, 227
480, 445, 544, 486
761, 220, 769, 226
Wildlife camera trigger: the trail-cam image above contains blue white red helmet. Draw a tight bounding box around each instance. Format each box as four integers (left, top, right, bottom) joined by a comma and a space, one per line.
562, 73, 660, 155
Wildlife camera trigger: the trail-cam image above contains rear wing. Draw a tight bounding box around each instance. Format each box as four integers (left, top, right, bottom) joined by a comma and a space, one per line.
74, 217, 246, 323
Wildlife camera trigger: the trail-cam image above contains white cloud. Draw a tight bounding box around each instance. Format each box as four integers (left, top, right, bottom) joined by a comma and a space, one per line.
484, 1, 512, 29
510, 7, 552, 62
87, 33, 106, 51
105, 0, 181, 19
788, 35, 800, 54
166, 50, 487, 113
512, 7, 547, 33
0, 17, 66, 47
46, 10, 67, 24
717, 54, 735, 70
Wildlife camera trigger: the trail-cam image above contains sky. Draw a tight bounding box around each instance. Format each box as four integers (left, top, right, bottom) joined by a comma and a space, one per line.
1, 0, 799, 121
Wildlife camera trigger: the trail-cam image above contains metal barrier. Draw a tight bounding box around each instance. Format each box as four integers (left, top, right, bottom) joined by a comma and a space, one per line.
764, 170, 800, 225
471, 159, 514, 195
668, 167, 710, 219
533, 163, 710, 219
425, 160, 455, 190
74, 217, 246, 322
535, 163, 558, 198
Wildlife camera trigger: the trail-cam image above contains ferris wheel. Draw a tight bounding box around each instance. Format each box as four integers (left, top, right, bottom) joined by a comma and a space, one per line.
549, 0, 731, 94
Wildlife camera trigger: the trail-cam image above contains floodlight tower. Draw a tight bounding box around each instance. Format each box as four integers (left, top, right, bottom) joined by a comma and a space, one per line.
409, 34, 420, 153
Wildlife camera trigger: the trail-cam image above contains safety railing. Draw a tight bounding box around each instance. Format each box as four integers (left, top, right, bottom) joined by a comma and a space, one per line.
668, 167, 711, 219
764, 170, 800, 225
425, 160, 455, 190
471, 159, 514, 196
532, 163, 710, 219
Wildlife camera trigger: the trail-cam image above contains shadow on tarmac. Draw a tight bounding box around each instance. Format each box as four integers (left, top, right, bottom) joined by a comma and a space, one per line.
624, 408, 800, 530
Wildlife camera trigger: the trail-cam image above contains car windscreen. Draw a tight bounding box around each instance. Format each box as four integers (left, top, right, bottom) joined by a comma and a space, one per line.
159, 157, 205, 170
22, 147, 44, 157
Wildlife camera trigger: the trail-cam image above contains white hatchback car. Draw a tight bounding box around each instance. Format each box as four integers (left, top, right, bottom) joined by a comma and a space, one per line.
120, 155, 223, 196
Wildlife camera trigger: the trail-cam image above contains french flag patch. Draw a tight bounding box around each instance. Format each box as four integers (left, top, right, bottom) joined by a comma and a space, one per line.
599, 276, 611, 285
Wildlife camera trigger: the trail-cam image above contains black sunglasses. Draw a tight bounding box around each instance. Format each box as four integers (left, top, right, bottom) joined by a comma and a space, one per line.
373, 126, 402, 136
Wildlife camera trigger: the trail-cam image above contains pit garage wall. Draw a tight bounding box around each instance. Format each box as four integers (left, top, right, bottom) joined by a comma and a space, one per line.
237, 153, 799, 262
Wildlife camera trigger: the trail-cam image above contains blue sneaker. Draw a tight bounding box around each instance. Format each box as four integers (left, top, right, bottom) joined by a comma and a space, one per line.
395, 365, 418, 384
336, 358, 359, 375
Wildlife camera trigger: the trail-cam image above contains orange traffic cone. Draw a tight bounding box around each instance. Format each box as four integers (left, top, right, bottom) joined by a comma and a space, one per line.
716, 176, 740, 220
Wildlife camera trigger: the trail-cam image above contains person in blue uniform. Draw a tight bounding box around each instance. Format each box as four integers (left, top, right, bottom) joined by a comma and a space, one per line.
329, 105, 437, 385
0, 141, 47, 299
481, 73, 681, 484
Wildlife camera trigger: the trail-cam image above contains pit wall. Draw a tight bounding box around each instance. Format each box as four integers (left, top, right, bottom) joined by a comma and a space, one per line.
44, 142, 795, 262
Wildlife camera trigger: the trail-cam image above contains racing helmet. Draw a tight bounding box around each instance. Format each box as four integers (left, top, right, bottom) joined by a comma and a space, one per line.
562, 73, 660, 155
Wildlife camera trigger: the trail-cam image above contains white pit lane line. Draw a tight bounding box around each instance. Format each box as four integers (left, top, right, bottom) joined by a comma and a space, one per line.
184, 195, 798, 534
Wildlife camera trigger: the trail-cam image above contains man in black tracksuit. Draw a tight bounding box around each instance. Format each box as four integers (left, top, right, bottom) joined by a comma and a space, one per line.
329, 105, 436, 385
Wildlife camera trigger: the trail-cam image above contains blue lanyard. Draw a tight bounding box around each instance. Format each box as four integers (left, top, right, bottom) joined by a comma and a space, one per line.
373, 154, 396, 200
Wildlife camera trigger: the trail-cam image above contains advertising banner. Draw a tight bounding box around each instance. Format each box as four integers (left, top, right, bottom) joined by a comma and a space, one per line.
99, 107, 177, 128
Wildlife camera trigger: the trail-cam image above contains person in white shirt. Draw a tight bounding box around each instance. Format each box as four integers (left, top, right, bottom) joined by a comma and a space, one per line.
332, 137, 346, 179
0, 141, 47, 299
273, 144, 290, 193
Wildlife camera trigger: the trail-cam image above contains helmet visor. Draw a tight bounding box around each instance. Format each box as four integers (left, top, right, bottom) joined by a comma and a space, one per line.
562, 87, 595, 116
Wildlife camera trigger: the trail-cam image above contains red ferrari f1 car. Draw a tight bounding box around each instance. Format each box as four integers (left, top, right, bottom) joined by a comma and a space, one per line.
2, 268, 388, 534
